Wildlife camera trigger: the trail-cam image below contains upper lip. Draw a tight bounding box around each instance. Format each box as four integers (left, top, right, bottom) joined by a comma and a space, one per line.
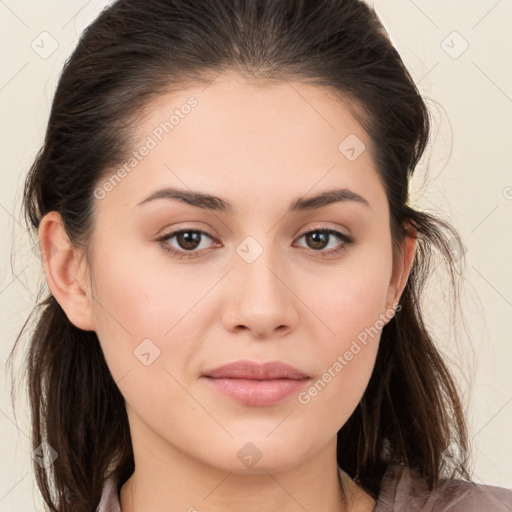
202, 360, 310, 380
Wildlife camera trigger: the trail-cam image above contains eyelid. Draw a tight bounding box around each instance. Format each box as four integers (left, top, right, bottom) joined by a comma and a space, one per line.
155, 221, 216, 238
156, 223, 354, 259
156, 227, 219, 259
293, 226, 354, 255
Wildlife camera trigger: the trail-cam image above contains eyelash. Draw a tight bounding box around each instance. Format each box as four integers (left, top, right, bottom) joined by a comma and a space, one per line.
156, 226, 354, 260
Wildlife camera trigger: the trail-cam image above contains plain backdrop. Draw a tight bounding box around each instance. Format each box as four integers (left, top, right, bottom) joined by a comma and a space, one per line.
1, 1, 511, 510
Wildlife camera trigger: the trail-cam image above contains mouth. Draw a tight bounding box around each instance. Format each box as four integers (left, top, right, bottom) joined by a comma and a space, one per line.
202, 376, 311, 406
201, 360, 311, 406
202, 359, 309, 380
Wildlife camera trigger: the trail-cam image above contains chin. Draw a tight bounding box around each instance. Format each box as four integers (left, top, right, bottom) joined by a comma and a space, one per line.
200, 436, 314, 474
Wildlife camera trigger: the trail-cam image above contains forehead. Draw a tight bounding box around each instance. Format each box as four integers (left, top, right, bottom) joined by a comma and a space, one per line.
135, 71, 367, 152
101, 71, 386, 215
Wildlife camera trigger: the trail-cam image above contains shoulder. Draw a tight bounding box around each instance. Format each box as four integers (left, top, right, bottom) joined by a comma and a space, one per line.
374, 464, 512, 512
96, 469, 122, 512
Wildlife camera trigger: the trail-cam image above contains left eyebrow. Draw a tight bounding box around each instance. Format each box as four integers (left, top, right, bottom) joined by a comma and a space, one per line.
136, 186, 371, 213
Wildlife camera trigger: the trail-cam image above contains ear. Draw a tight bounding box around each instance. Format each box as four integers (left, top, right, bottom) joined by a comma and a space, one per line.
38, 211, 96, 331
386, 222, 418, 311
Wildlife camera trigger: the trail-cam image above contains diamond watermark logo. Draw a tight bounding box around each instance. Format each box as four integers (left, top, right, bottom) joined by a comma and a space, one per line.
338, 134, 366, 162
236, 236, 264, 264
134, 338, 161, 366
31, 31, 59, 59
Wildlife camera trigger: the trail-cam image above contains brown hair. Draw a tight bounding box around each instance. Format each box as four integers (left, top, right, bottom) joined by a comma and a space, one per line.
8, 0, 472, 510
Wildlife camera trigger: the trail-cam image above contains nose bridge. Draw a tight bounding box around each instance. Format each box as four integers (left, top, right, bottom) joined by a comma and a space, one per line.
236, 232, 286, 304
224, 232, 298, 335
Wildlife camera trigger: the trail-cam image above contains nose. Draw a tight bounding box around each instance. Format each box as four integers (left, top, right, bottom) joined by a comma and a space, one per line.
222, 248, 300, 339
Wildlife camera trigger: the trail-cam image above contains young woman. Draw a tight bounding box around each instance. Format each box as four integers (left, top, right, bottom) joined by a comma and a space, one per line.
9, 0, 511, 511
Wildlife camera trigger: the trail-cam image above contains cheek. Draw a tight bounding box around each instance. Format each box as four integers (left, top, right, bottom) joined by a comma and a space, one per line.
91, 231, 205, 333
299, 241, 392, 412
88, 237, 205, 380
90, 255, 204, 419
312, 247, 393, 344
299, 285, 385, 431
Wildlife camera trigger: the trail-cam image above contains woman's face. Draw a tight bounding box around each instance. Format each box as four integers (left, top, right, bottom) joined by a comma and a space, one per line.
56, 70, 413, 474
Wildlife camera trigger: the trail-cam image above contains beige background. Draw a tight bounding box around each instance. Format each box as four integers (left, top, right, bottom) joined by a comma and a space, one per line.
1, 0, 511, 510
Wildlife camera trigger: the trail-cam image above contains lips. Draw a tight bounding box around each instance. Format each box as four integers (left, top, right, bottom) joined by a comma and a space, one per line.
202, 360, 311, 406
202, 360, 309, 380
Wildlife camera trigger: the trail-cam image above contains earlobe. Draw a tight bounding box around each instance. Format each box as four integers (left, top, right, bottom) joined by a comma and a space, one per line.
386, 224, 418, 310
38, 211, 96, 331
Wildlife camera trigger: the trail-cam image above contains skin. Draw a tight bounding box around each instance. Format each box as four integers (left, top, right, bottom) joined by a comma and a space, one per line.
39, 69, 417, 512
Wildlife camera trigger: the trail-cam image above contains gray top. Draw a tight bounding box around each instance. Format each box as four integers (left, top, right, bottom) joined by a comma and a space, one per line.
372, 464, 511, 511
96, 464, 512, 512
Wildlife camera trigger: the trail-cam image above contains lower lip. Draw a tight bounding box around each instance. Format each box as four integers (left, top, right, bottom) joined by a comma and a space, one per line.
203, 377, 310, 406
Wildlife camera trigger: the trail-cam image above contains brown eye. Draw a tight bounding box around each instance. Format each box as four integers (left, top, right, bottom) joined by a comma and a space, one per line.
174, 231, 203, 250
157, 229, 218, 259
295, 228, 354, 256
304, 231, 330, 250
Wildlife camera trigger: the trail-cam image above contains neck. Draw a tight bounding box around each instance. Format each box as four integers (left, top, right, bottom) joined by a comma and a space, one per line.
119, 414, 376, 512
122, 463, 376, 512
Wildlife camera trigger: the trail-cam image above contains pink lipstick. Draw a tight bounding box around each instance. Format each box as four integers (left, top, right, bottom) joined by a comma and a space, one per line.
202, 360, 311, 406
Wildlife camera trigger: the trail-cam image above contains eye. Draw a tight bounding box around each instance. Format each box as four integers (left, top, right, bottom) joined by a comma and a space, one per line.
157, 229, 219, 259
293, 227, 354, 257
156, 226, 354, 260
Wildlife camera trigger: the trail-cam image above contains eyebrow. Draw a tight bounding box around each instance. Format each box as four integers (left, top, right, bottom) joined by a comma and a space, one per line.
136, 186, 370, 213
